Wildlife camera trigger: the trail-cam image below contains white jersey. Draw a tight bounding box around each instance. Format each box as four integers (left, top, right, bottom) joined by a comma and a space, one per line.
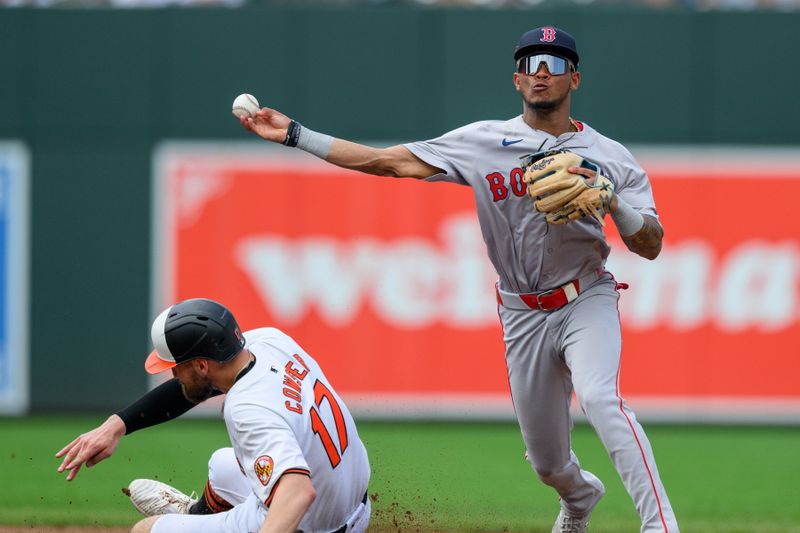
222, 327, 370, 533
405, 115, 658, 294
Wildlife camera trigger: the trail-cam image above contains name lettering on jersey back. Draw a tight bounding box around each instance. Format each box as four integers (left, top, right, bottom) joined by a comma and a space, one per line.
283, 354, 311, 414
484, 167, 527, 202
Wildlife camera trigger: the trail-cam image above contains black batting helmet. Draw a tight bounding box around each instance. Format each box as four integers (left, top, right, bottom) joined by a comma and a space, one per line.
145, 298, 246, 374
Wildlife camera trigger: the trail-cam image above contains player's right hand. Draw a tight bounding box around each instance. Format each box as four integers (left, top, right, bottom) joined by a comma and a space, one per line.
55, 414, 126, 481
240, 107, 291, 144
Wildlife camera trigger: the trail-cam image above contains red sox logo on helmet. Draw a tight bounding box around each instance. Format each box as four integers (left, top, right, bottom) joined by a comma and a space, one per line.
540, 27, 556, 42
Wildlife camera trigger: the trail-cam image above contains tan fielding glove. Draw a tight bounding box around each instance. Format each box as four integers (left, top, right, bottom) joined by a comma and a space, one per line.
521, 150, 615, 226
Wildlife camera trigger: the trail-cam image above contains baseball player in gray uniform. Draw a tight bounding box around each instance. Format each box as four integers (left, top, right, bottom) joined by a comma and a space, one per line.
239, 26, 679, 533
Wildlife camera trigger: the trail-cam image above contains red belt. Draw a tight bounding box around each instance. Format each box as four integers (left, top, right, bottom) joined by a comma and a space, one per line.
496, 269, 606, 311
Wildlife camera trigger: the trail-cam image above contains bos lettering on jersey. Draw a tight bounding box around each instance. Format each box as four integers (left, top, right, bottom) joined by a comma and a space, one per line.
484, 164, 608, 203
484, 167, 528, 202
283, 353, 311, 414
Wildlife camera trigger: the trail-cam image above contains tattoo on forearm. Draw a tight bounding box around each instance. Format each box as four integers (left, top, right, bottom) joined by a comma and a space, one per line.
621, 215, 663, 259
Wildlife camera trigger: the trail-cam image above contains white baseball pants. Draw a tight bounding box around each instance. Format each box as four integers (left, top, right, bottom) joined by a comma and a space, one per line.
152, 447, 370, 533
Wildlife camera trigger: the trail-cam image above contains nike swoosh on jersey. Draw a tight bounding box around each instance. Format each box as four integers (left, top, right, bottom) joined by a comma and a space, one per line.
501, 138, 523, 146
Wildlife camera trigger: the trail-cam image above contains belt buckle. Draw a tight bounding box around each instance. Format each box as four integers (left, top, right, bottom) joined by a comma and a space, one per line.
535, 289, 555, 310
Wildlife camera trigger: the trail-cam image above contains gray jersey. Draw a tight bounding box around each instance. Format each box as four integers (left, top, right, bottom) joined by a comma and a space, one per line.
404, 115, 657, 294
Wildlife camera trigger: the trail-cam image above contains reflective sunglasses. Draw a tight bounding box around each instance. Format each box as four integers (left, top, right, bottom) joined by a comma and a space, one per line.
516, 54, 573, 76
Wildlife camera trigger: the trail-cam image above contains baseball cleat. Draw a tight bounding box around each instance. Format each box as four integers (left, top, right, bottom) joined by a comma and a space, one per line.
551, 474, 605, 533
124, 478, 198, 516
551, 508, 593, 533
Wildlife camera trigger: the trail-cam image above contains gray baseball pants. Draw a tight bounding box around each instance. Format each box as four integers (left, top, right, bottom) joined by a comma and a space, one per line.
498, 274, 680, 533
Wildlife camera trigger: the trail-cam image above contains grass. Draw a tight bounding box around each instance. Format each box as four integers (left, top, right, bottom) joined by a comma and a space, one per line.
0, 417, 799, 532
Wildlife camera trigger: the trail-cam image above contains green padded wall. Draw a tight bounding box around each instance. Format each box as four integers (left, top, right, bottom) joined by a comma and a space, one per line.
1, 7, 796, 410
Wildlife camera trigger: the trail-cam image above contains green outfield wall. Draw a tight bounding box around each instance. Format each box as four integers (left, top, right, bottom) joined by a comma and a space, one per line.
1, 7, 797, 411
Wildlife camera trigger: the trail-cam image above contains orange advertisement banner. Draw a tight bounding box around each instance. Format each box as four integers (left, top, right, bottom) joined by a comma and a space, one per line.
153, 145, 800, 420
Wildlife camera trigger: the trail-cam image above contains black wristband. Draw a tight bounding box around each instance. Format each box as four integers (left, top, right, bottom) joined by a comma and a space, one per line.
283, 120, 302, 147
115, 378, 199, 435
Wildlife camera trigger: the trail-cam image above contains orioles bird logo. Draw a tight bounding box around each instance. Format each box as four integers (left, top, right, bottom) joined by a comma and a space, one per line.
254, 455, 274, 486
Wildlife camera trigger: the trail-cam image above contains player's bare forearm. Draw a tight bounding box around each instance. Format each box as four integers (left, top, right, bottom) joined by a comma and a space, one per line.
257, 474, 316, 533
241, 110, 441, 179
326, 140, 442, 179
620, 214, 663, 260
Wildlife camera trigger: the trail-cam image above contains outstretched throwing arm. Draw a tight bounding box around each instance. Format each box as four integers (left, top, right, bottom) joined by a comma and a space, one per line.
240, 108, 443, 179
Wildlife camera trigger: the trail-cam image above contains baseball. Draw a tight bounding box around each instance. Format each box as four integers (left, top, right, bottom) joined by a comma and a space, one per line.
232, 93, 260, 119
